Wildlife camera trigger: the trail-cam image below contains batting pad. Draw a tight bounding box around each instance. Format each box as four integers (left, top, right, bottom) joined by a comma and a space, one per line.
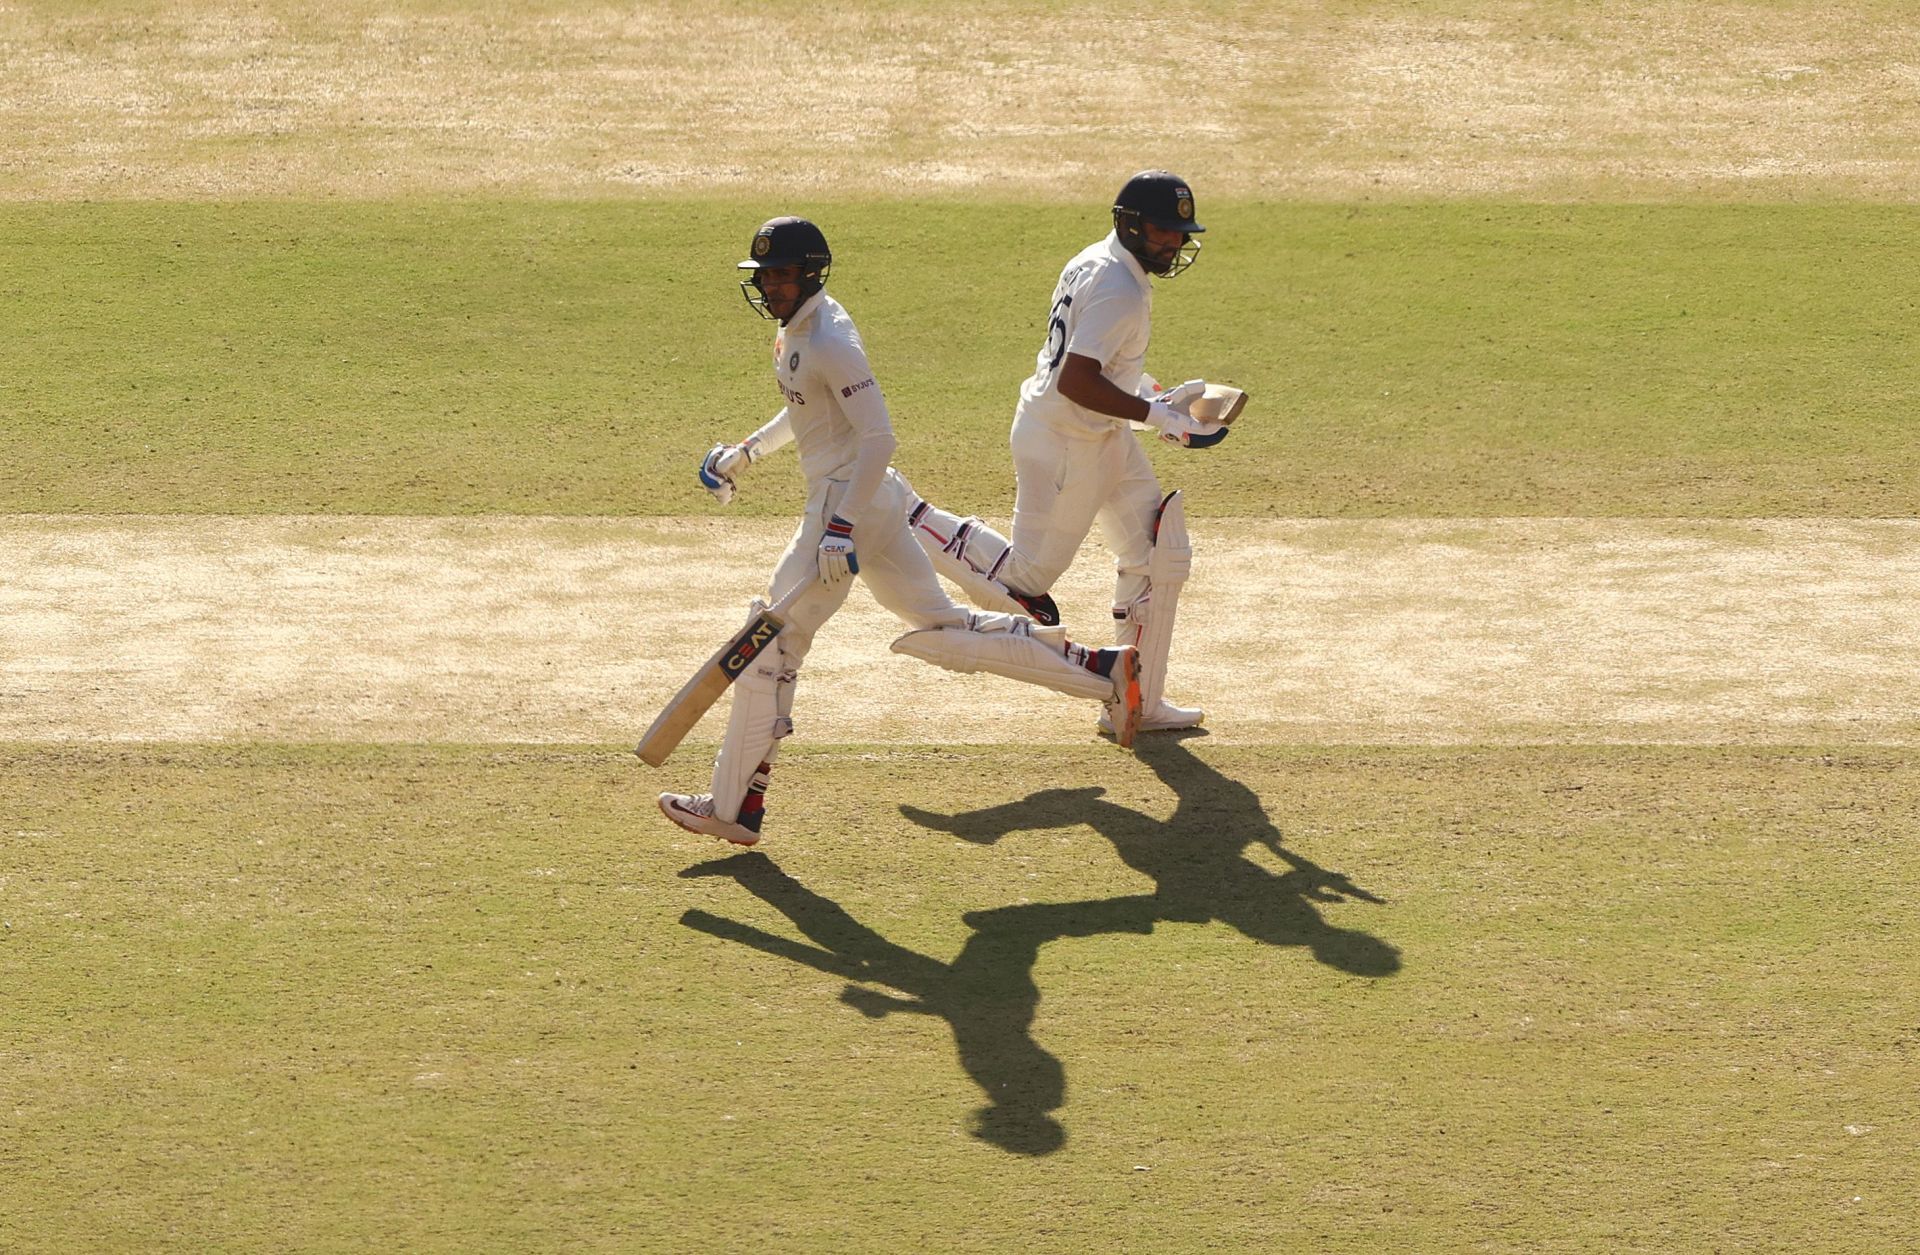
891, 624, 1110, 702
708, 637, 793, 822
1127, 490, 1193, 710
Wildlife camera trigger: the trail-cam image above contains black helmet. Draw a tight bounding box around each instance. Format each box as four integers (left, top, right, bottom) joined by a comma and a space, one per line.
1112, 171, 1204, 277
737, 216, 832, 320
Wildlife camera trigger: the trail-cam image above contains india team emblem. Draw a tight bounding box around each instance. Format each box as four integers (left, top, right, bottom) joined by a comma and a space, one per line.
753, 234, 771, 258
1176, 192, 1193, 220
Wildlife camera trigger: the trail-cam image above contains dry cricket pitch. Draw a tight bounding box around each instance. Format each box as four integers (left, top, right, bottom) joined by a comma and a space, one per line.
5, 515, 1915, 747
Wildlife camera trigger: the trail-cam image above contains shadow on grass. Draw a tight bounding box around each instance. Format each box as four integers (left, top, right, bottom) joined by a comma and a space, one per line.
679, 733, 1398, 1157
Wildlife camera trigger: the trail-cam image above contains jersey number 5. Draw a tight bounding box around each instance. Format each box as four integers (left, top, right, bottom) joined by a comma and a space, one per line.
1041, 292, 1074, 378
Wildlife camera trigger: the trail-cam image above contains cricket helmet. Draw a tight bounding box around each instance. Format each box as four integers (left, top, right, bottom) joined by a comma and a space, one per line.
737, 216, 832, 320
1112, 170, 1204, 278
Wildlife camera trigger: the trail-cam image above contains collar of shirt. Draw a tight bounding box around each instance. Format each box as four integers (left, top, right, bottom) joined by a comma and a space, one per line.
783, 288, 829, 333
1102, 230, 1151, 293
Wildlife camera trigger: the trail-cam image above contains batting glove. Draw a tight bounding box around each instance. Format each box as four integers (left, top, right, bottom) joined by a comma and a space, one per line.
698, 443, 749, 505
817, 514, 860, 586
1155, 379, 1209, 411
1144, 400, 1230, 449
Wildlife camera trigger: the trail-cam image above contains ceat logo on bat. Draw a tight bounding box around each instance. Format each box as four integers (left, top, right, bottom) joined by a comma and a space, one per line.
722, 615, 781, 678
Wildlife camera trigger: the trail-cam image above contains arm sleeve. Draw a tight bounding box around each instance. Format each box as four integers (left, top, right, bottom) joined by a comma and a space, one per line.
742, 408, 794, 462
1063, 282, 1140, 374
818, 339, 895, 527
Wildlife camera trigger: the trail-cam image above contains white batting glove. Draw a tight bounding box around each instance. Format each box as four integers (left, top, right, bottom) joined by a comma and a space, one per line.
817, 514, 860, 586
697, 443, 750, 505
1144, 400, 1230, 449
1155, 379, 1209, 412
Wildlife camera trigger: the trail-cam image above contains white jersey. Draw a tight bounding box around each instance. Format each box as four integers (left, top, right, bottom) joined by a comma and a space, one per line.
766, 289, 896, 525
1013, 231, 1153, 439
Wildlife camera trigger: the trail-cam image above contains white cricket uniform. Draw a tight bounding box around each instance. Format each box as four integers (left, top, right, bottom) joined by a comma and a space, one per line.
686, 287, 1133, 829
759, 290, 970, 665
1002, 231, 1166, 604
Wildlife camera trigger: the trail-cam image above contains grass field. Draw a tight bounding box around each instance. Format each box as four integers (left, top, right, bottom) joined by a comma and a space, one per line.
4, 2, 1918, 1252
4, 200, 1917, 516
6, 743, 1917, 1251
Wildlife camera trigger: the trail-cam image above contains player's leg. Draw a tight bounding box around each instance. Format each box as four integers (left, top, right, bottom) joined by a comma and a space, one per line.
763, 481, 861, 666
901, 475, 1060, 624
862, 478, 1144, 746
657, 625, 792, 845
659, 489, 852, 844
988, 416, 1118, 609
862, 475, 976, 630
888, 611, 1143, 749
1099, 445, 1203, 733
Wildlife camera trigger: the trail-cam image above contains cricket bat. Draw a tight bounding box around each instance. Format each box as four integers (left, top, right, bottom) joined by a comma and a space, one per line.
635, 585, 803, 768
1188, 383, 1248, 426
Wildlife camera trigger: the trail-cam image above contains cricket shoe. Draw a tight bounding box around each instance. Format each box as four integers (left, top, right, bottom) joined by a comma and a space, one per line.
658, 792, 762, 847
1007, 587, 1061, 627
1099, 698, 1205, 737
1089, 645, 1142, 749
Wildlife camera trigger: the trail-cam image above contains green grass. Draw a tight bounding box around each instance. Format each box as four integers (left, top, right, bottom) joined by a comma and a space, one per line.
4, 741, 1915, 1252
3, 200, 1915, 518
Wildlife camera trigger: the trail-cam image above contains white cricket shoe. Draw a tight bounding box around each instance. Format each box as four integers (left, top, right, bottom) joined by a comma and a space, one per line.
658, 792, 761, 846
1100, 698, 1205, 737
1099, 645, 1143, 749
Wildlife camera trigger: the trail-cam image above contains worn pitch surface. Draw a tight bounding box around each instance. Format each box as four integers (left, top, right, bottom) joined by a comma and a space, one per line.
5, 515, 1915, 747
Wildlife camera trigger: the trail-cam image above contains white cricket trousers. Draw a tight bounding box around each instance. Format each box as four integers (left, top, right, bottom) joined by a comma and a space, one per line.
768, 469, 971, 665
1001, 412, 1165, 605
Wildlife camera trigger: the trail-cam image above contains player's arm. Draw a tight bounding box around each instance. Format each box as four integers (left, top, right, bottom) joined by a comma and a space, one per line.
1060, 355, 1229, 450
1059, 353, 1152, 422
808, 338, 895, 586
821, 341, 896, 528
698, 409, 794, 505
1057, 280, 1227, 449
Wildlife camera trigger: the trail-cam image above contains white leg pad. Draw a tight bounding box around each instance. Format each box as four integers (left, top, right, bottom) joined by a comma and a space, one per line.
891, 617, 1110, 702
907, 500, 1029, 616
1115, 490, 1192, 711
708, 632, 794, 824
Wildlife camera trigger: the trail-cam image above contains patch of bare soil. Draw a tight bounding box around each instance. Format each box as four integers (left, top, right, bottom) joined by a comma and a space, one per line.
2, 2, 1916, 201
3, 516, 1913, 746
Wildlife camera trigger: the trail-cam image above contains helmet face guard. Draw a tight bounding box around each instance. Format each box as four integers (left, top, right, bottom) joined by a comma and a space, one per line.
1113, 210, 1202, 277
737, 217, 832, 320
1112, 170, 1205, 278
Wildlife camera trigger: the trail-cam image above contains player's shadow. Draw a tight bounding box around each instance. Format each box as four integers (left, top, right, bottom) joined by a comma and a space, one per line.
681, 854, 1152, 1156
904, 733, 1403, 979
679, 733, 1397, 1157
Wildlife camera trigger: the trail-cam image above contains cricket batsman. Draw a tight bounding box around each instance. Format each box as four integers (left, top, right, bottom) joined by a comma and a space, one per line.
904, 171, 1241, 735
657, 216, 1143, 847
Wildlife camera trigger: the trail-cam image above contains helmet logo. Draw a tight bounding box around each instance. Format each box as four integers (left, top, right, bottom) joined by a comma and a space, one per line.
1175, 193, 1193, 220
753, 234, 772, 258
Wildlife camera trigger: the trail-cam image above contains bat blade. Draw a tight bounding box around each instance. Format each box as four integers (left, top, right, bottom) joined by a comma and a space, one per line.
1189, 384, 1247, 426
635, 606, 788, 767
